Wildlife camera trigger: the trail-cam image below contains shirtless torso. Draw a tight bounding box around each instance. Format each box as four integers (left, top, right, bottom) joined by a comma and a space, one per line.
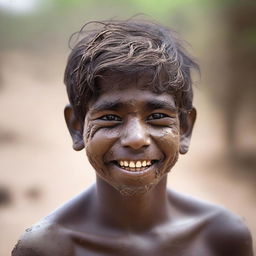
12, 184, 253, 256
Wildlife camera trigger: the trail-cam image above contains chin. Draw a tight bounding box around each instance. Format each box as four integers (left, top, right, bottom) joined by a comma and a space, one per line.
116, 183, 155, 196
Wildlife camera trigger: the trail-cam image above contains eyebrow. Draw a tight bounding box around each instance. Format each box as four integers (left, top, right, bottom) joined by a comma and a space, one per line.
145, 100, 177, 113
91, 99, 177, 113
91, 100, 124, 112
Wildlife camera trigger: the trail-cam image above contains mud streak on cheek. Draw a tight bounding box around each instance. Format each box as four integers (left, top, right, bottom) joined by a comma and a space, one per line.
87, 154, 105, 175
83, 122, 98, 145
159, 130, 179, 175
171, 126, 179, 136
84, 122, 107, 176
168, 119, 179, 136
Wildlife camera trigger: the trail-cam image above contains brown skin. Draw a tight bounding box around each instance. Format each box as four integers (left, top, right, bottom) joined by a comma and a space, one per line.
12, 75, 253, 256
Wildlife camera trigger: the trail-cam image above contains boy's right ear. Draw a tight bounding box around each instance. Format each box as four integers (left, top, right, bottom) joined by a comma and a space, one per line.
64, 104, 84, 151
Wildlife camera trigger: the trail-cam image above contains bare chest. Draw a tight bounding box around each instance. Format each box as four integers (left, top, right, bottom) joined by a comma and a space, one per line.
69, 228, 213, 256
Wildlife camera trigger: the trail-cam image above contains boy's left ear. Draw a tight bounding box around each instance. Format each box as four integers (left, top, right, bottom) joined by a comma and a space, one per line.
64, 104, 85, 151
179, 107, 196, 154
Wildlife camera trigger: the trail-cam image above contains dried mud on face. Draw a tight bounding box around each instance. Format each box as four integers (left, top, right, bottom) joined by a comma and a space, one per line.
0, 51, 255, 255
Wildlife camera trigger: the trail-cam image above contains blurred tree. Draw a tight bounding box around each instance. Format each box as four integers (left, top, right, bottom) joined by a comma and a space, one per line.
207, 0, 256, 168
224, 1, 256, 167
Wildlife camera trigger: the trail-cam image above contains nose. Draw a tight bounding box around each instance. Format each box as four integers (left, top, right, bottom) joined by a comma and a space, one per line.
121, 117, 150, 150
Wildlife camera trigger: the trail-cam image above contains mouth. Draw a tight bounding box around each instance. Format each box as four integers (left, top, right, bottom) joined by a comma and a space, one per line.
111, 159, 159, 173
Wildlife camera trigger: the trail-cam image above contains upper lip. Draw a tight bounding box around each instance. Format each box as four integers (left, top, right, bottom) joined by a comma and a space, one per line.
106, 150, 163, 166
113, 158, 155, 162
108, 155, 162, 162
109, 158, 161, 163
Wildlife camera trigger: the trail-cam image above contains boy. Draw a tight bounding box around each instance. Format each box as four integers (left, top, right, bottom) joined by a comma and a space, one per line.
13, 19, 253, 256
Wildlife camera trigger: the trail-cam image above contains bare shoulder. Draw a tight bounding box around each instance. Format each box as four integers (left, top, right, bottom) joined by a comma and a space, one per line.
205, 206, 253, 256
12, 220, 73, 256
168, 190, 253, 256
12, 187, 94, 256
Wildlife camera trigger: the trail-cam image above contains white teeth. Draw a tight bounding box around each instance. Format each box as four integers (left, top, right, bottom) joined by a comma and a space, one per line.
117, 160, 154, 170
129, 161, 135, 168
136, 161, 142, 167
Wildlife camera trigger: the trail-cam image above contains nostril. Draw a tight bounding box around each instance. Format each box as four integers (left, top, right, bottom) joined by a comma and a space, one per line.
121, 119, 150, 149
122, 141, 150, 150
121, 135, 150, 150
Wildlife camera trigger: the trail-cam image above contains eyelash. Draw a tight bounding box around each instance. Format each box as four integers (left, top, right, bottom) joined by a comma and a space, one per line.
99, 113, 169, 122
147, 113, 169, 120
100, 114, 122, 121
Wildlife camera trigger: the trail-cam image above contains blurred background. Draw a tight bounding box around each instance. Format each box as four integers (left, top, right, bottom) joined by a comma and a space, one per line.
0, 0, 255, 255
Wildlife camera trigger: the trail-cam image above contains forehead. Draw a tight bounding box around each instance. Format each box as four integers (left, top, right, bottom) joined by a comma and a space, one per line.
89, 73, 176, 111
98, 71, 153, 92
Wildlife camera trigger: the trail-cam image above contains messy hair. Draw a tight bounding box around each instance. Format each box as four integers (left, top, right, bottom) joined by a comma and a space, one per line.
64, 19, 199, 122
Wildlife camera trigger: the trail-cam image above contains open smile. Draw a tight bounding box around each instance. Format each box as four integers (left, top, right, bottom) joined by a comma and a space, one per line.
111, 159, 159, 173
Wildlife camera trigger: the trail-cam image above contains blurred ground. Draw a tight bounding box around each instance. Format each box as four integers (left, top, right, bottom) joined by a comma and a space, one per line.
0, 49, 255, 256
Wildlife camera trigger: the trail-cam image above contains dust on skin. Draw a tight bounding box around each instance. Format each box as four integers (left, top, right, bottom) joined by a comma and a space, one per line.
83, 95, 181, 196
83, 119, 107, 176
81, 76, 182, 195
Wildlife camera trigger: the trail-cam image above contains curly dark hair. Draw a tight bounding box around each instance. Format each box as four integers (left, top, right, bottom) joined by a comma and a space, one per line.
64, 19, 199, 123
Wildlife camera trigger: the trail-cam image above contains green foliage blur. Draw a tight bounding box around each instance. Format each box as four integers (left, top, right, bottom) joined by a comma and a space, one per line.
0, 0, 255, 53
0, 0, 213, 50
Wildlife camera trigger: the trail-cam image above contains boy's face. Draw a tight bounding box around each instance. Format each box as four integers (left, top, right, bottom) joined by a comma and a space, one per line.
65, 74, 196, 196
83, 75, 181, 195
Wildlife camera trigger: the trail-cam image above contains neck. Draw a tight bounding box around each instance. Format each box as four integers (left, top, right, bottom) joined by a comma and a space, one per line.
93, 175, 170, 233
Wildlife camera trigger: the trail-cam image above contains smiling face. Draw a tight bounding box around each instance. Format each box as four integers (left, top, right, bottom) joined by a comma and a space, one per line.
81, 74, 183, 196
64, 73, 196, 196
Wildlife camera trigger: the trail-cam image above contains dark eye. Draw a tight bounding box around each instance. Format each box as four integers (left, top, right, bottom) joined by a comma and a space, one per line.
100, 114, 122, 121
147, 113, 168, 120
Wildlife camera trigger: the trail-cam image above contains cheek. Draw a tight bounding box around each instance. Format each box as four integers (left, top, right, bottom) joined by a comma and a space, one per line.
83, 125, 120, 169
152, 127, 180, 151
83, 120, 102, 145
152, 128, 180, 170
165, 133, 179, 171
